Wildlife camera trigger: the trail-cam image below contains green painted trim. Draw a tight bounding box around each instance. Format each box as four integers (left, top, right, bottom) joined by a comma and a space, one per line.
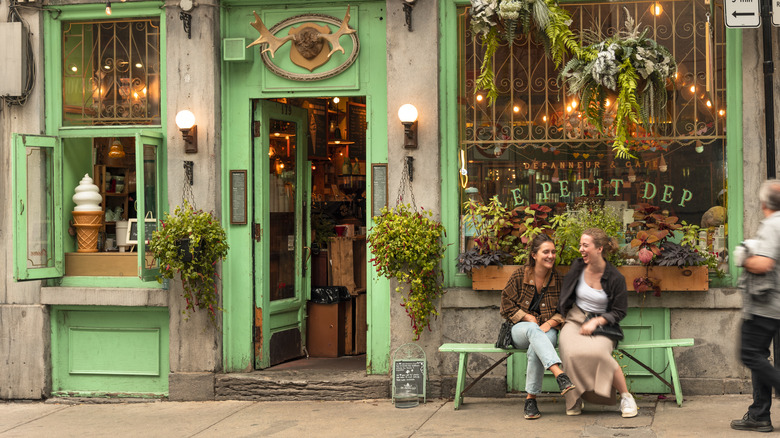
50, 276, 163, 288
45, 2, 163, 21
725, 29, 743, 287
440, 0, 471, 288
51, 306, 170, 396
219, 2, 390, 374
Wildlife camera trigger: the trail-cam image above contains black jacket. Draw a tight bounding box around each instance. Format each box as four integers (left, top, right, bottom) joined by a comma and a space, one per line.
557, 258, 628, 325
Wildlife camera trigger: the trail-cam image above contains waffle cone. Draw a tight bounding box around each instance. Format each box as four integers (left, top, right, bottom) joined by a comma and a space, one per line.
72, 211, 103, 252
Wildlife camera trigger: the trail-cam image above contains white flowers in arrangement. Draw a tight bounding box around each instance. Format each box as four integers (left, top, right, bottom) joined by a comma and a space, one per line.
560, 9, 677, 159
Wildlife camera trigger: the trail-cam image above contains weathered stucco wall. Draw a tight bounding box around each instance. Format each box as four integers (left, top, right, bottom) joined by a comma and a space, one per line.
385, 0, 444, 372
163, 0, 223, 400
0, 2, 49, 399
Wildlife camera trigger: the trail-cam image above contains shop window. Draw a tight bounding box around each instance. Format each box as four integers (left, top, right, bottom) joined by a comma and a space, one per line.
457, 1, 727, 263
62, 18, 161, 126
13, 134, 162, 281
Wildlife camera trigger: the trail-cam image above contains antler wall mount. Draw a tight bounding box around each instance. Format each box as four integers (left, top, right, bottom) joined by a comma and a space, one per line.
247, 6, 360, 81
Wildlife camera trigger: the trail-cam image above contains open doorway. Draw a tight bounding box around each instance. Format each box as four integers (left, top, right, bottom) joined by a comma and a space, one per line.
255, 96, 368, 372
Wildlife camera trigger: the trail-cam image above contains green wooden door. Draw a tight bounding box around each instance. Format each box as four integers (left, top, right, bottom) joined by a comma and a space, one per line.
508, 307, 671, 393
253, 100, 311, 369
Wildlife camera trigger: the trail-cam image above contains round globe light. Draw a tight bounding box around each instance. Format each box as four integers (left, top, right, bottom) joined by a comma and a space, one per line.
398, 104, 418, 123
175, 110, 196, 130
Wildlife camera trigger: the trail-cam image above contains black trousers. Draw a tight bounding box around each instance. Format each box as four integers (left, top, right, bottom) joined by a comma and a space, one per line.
741, 314, 780, 421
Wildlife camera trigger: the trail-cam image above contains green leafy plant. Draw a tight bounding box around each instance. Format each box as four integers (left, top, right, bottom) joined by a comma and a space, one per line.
148, 200, 229, 324
460, 197, 553, 267
311, 213, 335, 250
656, 241, 705, 268
469, 0, 578, 105
367, 204, 447, 340
560, 9, 676, 158
550, 201, 624, 266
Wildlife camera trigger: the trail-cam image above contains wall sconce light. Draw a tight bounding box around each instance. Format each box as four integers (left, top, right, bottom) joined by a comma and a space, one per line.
175, 110, 198, 154
398, 104, 418, 149
105, 0, 112, 15
179, 0, 194, 39
658, 155, 668, 172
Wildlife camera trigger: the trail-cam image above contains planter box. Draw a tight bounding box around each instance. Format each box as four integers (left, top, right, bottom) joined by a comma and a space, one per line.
470, 264, 709, 292
65, 252, 157, 277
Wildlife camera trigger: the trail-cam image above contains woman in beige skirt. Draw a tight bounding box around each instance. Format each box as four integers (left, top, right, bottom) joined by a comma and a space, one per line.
556, 228, 638, 418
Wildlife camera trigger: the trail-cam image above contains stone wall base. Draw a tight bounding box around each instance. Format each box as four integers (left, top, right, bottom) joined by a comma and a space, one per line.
168, 372, 215, 401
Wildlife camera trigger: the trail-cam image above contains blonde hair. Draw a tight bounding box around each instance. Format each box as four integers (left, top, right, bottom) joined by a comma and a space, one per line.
582, 227, 618, 256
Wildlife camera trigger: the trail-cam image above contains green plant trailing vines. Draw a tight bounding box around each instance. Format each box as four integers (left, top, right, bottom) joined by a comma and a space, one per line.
560, 9, 676, 159
149, 200, 229, 324
367, 204, 447, 340
470, 0, 578, 105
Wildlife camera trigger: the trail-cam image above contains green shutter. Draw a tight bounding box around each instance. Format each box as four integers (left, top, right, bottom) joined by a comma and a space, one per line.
12, 134, 64, 280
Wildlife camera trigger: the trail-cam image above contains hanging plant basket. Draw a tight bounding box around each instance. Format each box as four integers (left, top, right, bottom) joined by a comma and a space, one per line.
560, 9, 677, 159
177, 237, 205, 263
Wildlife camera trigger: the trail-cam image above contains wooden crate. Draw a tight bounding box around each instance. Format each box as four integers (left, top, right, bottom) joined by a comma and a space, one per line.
328, 236, 366, 295
65, 252, 157, 277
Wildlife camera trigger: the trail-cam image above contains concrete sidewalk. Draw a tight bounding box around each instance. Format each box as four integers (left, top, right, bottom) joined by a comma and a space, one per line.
0, 394, 771, 437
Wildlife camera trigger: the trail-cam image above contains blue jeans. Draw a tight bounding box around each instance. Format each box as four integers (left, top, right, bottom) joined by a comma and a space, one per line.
740, 314, 780, 421
511, 321, 561, 395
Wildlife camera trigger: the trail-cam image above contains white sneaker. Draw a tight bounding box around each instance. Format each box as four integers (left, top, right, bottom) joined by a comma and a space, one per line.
566, 398, 583, 416
620, 394, 638, 418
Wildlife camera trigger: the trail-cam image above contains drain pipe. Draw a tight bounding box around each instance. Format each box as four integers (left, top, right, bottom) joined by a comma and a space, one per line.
761, 0, 776, 179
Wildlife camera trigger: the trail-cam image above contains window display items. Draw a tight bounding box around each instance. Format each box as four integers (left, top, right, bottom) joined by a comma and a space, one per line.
71, 174, 104, 252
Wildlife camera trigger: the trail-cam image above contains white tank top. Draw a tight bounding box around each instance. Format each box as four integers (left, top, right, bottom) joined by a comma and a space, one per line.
575, 270, 608, 313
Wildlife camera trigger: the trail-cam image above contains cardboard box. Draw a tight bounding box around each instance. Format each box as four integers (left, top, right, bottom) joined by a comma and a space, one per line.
307, 301, 346, 358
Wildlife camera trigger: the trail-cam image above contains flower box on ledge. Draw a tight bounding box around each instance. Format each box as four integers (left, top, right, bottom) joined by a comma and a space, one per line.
470, 264, 709, 292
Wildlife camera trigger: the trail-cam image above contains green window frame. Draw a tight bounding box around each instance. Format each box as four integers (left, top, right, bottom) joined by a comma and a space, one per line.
10, 2, 168, 286
438, 0, 743, 288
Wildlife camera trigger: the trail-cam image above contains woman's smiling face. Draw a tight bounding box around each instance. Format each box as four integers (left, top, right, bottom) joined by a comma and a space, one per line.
532, 241, 556, 270
579, 234, 602, 264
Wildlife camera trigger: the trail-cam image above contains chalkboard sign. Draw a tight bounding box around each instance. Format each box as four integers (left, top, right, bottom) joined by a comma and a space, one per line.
230, 170, 247, 225
126, 218, 158, 244
393, 359, 426, 401
347, 102, 366, 159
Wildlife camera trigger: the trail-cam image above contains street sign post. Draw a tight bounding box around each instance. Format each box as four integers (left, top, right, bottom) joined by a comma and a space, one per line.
725, 0, 761, 28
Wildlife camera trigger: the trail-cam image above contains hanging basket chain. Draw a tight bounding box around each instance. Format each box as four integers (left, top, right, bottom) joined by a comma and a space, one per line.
182, 161, 196, 209
395, 155, 417, 210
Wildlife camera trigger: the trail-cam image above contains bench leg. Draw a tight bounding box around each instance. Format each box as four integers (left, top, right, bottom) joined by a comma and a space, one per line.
454, 352, 469, 410
665, 347, 684, 407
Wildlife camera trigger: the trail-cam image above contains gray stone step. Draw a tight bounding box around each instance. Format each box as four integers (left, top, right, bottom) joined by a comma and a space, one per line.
215, 369, 391, 401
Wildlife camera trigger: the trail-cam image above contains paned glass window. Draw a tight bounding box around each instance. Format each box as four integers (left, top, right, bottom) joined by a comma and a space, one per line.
457, 0, 727, 257
62, 18, 161, 126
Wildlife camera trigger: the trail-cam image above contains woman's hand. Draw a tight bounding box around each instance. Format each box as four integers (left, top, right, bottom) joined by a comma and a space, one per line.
539, 321, 552, 333
580, 316, 603, 335
524, 314, 539, 325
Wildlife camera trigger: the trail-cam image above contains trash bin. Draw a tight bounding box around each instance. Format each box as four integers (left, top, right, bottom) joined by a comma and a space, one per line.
307, 286, 351, 357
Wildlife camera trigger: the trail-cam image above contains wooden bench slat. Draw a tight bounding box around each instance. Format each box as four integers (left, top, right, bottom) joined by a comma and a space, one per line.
439, 339, 694, 354
439, 338, 695, 410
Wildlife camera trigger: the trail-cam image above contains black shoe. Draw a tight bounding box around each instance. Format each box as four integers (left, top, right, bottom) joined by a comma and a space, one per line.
556, 373, 575, 395
524, 398, 541, 419
731, 413, 774, 432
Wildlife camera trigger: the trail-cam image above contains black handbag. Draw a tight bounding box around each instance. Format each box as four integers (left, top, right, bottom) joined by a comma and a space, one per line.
495, 320, 514, 349
585, 312, 624, 342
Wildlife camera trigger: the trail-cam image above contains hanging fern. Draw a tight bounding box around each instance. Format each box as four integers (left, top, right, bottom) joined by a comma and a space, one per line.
475, 28, 501, 105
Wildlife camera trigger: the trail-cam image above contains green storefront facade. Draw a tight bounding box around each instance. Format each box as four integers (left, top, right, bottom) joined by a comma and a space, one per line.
0, 0, 762, 400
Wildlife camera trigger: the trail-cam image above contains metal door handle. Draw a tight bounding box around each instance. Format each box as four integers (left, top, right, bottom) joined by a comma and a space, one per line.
303, 246, 311, 273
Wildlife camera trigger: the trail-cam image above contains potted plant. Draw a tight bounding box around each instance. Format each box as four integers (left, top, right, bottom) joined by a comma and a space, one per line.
623, 204, 712, 294
367, 203, 447, 340
148, 200, 229, 323
560, 9, 677, 159
458, 196, 553, 289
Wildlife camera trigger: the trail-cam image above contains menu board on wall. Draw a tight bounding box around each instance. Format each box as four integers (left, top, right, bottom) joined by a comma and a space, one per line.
348, 102, 367, 160
308, 100, 327, 159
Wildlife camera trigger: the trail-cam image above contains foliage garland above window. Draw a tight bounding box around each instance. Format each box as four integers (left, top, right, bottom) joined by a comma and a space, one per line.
469, 0, 579, 105
469, 2, 677, 159
560, 10, 677, 159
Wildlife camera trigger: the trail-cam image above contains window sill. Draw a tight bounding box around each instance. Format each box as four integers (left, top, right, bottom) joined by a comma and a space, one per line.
41, 286, 167, 307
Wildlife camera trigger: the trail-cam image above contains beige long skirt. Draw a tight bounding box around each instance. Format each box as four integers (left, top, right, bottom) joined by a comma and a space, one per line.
559, 304, 619, 410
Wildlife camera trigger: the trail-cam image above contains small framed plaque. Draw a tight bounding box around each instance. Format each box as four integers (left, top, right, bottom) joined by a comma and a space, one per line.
127, 218, 158, 245
372, 163, 387, 217
230, 170, 247, 225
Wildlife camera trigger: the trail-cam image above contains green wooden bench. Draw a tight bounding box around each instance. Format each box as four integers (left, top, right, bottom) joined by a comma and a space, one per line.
439, 338, 694, 410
